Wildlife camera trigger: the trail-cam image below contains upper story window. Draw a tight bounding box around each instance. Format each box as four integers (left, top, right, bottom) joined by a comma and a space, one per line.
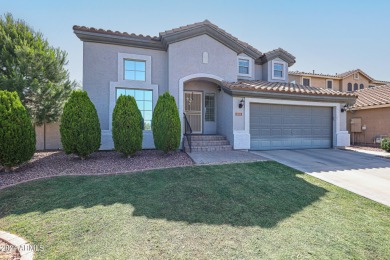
124, 60, 146, 81
238, 58, 250, 75
360, 84, 364, 90
116, 88, 153, 130
353, 73, 359, 80
354, 83, 359, 91
302, 77, 311, 86
273, 63, 284, 78
326, 79, 333, 89
347, 83, 352, 92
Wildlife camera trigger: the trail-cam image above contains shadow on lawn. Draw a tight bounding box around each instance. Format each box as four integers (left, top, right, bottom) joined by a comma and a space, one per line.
0, 162, 327, 228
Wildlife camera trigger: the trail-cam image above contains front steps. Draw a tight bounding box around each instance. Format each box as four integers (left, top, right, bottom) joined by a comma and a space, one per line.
183, 135, 233, 152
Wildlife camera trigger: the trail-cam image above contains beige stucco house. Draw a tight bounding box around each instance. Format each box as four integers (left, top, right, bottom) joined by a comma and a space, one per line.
347, 85, 390, 145
289, 69, 389, 92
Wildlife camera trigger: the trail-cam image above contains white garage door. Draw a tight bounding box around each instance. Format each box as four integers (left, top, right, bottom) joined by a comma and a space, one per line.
250, 103, 333, 150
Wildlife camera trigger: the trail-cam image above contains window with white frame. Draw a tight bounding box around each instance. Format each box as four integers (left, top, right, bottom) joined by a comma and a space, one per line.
124, 60, 146, 81
205, 93, 215, 122
116, 88, 153, 130
353, 73, 359, 80
238, 58, 250, 75
302, 77, 311, 86
273, 63, 284, 78
326, 79, 333, 89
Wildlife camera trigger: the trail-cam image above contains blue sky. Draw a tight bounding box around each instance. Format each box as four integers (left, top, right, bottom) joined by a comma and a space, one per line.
3, 0, 390, 83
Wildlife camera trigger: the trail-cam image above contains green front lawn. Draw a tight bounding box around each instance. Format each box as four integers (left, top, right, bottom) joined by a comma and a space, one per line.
0, 162, 389, 259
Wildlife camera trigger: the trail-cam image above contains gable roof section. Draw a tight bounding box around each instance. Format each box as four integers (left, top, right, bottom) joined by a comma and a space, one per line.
337, 69, 374, 81
289, 69, 390, 83
159, 20, 262, 58
222, 80, 356, 102
352, 84, 390, 109
258, 48, 296, 67
73, 20, 264, 58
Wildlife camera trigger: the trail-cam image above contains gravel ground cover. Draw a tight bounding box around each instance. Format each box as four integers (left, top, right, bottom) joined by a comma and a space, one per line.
351, 145, 385, 153
0, 150, 193, 189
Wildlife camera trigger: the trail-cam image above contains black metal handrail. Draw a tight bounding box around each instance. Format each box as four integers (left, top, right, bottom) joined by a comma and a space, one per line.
183, 113, 193, 153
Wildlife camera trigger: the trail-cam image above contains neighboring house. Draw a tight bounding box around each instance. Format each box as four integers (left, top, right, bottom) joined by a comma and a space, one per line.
347, 85, 390, 145
289, 69, 389, 92
70, 20, 354, 151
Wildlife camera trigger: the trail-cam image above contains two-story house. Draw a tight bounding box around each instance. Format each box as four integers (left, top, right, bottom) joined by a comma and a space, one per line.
70, 20, 354, 151
289, 69, 389, 92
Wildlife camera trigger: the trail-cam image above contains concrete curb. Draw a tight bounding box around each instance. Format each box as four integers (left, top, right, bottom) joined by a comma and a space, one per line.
0, 231, 34, 260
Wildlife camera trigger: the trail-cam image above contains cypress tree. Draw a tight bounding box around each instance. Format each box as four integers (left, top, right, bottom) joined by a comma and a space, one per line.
0, 90, 35, 171
60, 90, 101, 159
112, 95, 143, 157
152, 92, 181, 153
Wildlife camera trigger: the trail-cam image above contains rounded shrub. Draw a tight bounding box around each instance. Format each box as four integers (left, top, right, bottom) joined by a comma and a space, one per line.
112, 95, 143, 157
381, 138, 390, 152
60, 90, 101, 159
152, 92, 181, 153
0, 90, 36, 171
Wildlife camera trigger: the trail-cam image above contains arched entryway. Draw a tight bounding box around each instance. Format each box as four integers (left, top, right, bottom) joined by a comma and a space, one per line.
179, 74, 223, 135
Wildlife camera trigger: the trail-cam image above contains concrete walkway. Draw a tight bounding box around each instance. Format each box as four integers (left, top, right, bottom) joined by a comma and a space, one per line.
187, 150, 268, 165
252, 149, 390, 206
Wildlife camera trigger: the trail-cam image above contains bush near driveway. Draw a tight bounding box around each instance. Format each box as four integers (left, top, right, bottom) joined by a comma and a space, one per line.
112, 95, 143, 157
152, 92, 181, 153
60, 90, 101, 159
0, 90, 36, 171
381, 138, 390, 152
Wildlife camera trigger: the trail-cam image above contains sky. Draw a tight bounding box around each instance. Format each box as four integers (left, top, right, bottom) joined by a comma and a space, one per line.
2, 0, 390, 84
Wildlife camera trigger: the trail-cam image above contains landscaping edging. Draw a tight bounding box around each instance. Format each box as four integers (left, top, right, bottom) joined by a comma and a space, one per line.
0, 231, 34, 260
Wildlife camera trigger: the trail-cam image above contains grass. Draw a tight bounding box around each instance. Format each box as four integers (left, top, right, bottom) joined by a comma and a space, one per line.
0, 161, 389, 259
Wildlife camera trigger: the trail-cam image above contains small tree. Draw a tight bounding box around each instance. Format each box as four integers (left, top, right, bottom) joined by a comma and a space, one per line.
112, 95, 143, 157
0, 13, 74, 149
381, 138, 390, 153
152, 92, 181, 153
0, 90, 35, 171
60, 90, 101, 159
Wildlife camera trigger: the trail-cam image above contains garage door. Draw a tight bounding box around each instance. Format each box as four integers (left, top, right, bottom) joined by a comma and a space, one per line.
250, 104, 333, 150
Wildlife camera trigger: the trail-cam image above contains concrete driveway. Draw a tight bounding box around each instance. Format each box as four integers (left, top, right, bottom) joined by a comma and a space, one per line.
251, 149, 390, 206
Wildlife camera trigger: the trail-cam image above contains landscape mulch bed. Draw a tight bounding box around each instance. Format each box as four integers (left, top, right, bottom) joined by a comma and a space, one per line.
0, 239, 20, 260
0, 150, 193, 189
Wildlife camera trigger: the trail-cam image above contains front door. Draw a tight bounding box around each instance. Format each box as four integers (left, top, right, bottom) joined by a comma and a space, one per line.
184, 91, 202, 133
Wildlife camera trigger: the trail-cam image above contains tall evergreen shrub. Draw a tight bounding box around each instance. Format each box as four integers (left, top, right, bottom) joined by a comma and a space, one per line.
60, 90, 101, 159
0, 90, 35, 171
152, 92, 181, 153
112, 95, 143, 157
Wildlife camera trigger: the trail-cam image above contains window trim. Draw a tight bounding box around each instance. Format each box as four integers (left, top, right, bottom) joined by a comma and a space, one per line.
359, 83, 364, 90
347, 83, 352, 92
353, 73, 359, 80
237, 56, 252, 77
326, 79, 333, 89
118, 53, 152, 84
302, 77, 311, 86
123, 59, 146, 81
272, 61, 285, 80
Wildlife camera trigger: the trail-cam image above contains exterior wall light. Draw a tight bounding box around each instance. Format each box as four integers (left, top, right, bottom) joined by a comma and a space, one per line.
239, 98, 245, 109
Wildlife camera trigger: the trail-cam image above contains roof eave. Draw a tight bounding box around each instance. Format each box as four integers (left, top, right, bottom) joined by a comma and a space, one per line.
257, 52, 296, 67
73, 30, 165, 50
160, 25, 262, 59
223, 87, 356, 103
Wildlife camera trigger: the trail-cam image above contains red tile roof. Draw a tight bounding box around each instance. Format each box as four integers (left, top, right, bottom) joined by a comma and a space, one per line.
223, 80, 356, 98
353, 84, 390, 109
